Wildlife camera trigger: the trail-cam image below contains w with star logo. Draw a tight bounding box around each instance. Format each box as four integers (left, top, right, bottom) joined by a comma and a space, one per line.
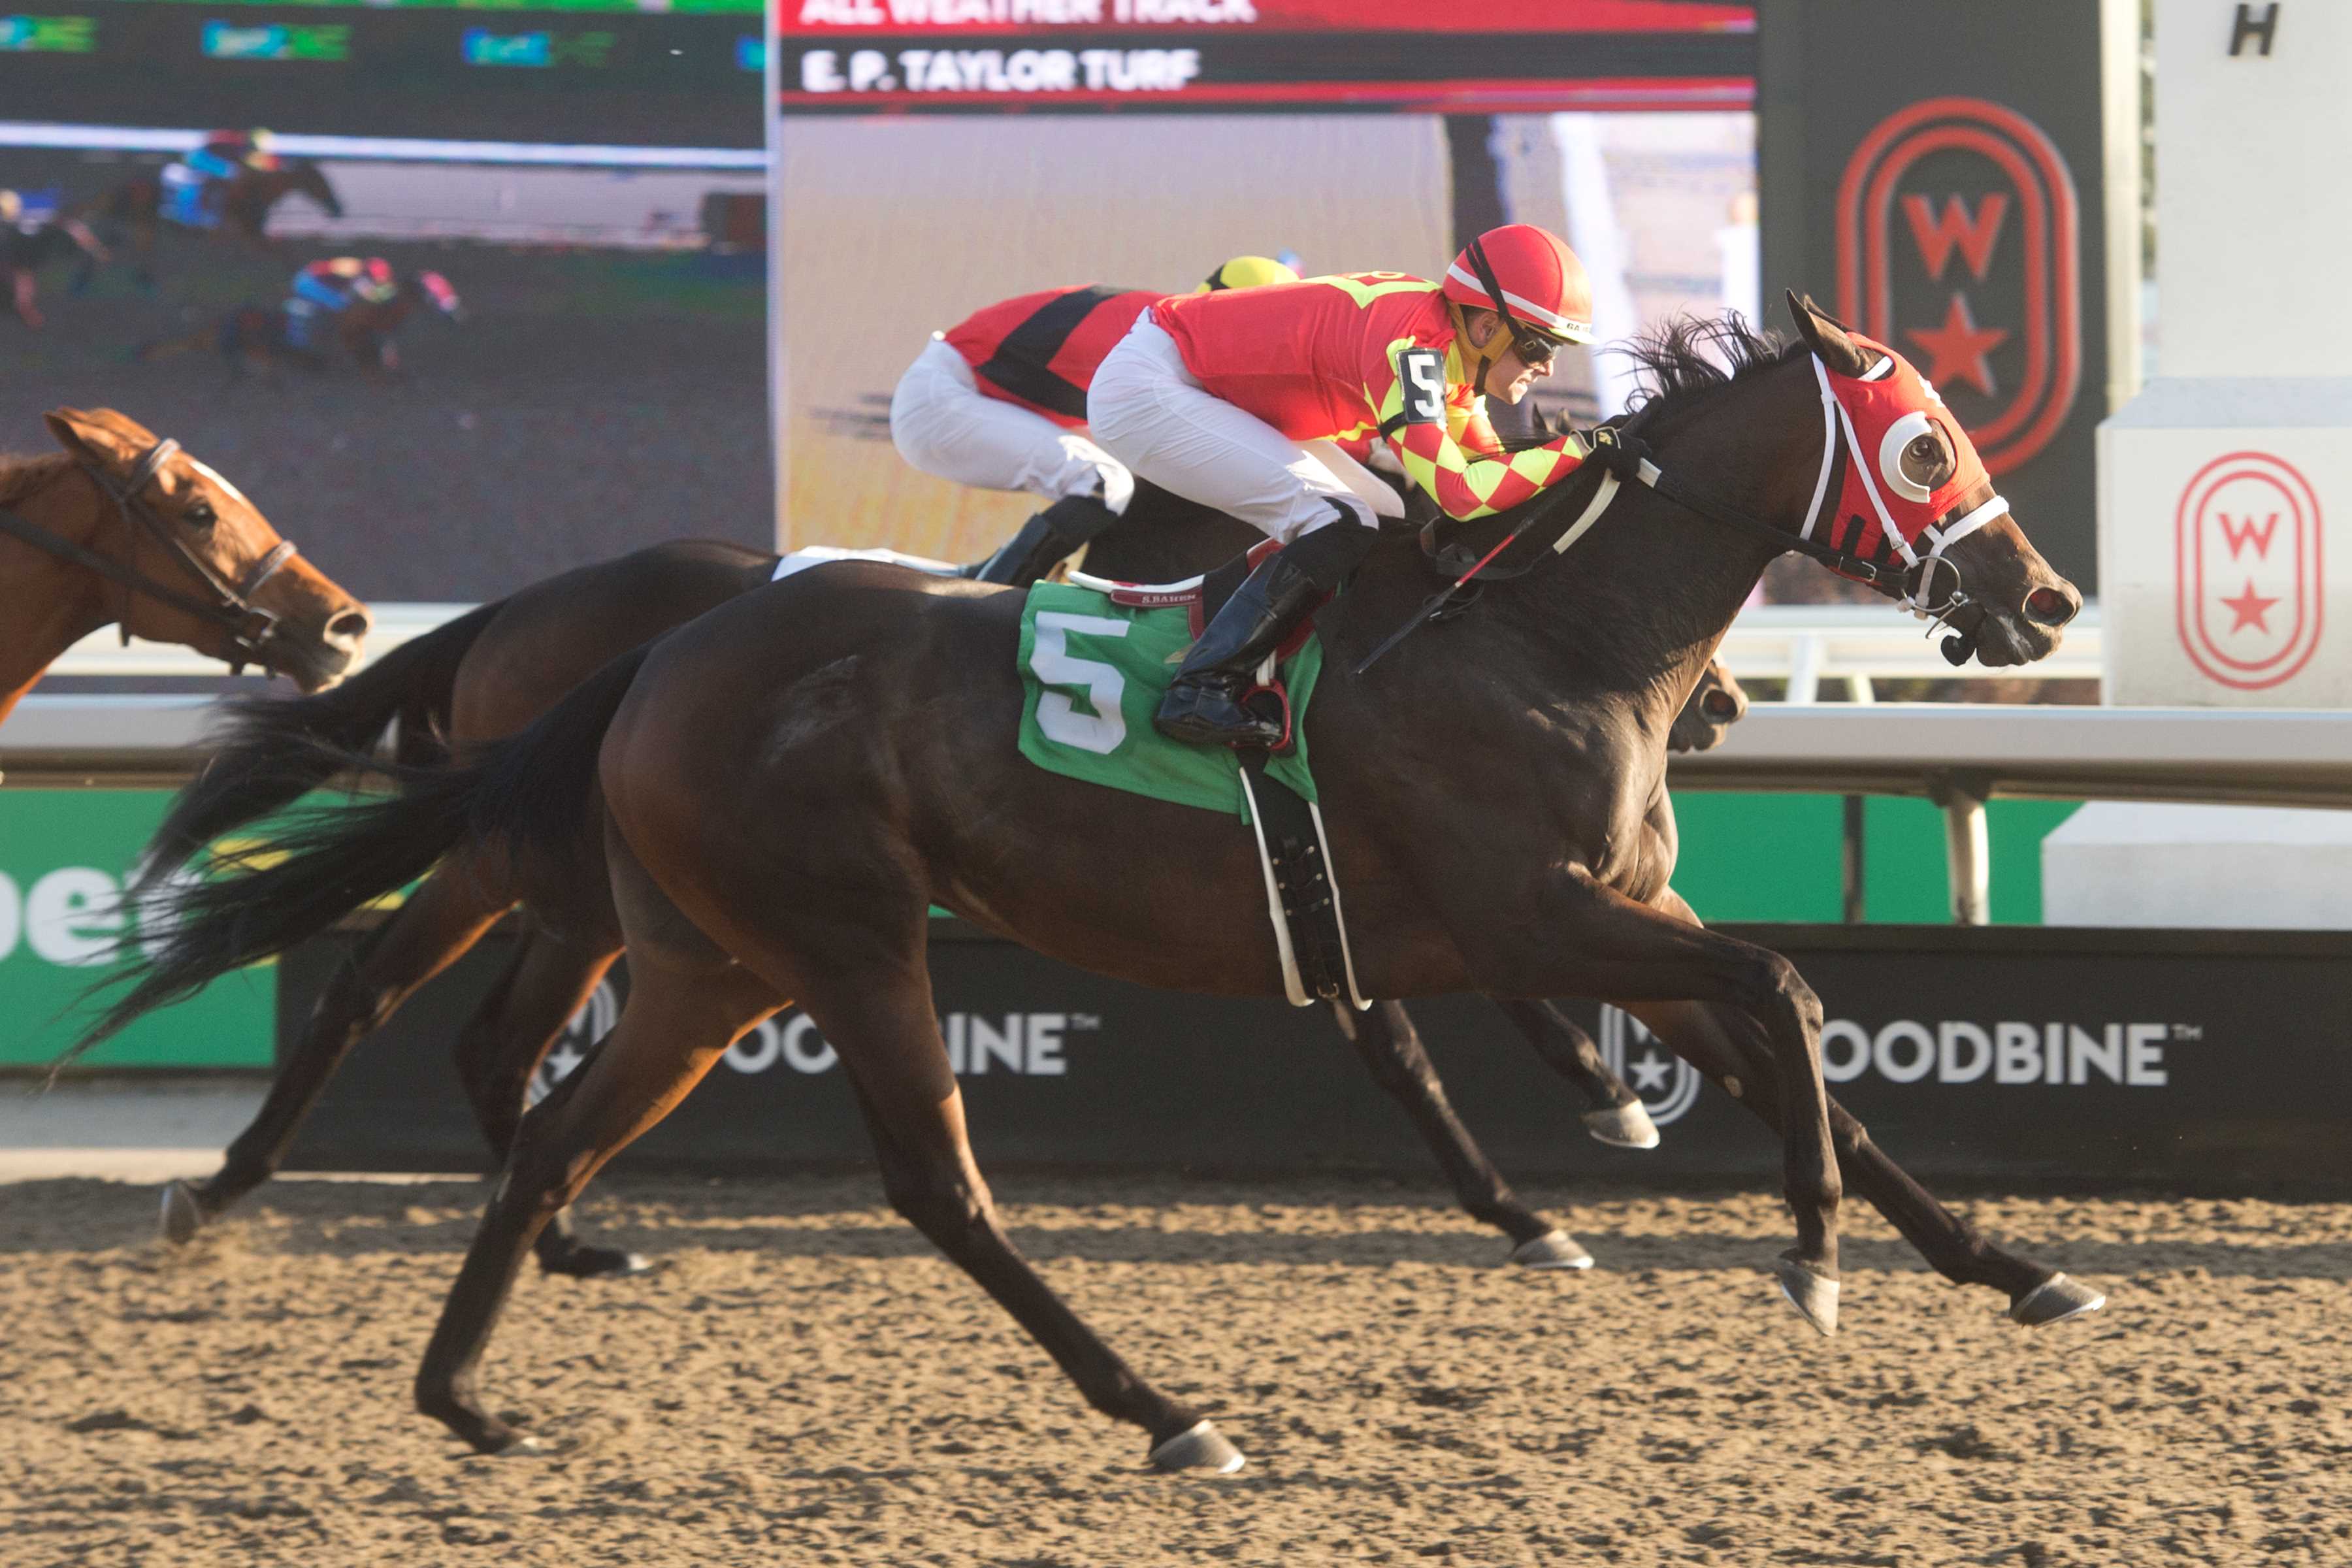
1597, 1007, 1703, 1129
2174, 451, 2326, 691
1835, 95, 2081, 475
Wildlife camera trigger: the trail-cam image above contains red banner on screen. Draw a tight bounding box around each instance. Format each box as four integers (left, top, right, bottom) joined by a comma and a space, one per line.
779, 0, 1754, 35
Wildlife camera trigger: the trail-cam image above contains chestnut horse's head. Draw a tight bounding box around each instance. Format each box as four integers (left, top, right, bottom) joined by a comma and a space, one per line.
42, 408, 371, 691
1785, 294, 2081, 667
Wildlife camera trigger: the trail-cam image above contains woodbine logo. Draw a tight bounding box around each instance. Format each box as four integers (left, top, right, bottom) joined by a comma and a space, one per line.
534, 983, 1092, 1102
0, 865, 163, 968
1604, 1007, 2182, 1128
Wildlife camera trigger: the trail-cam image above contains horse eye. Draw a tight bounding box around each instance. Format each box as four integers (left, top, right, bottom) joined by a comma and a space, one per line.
184, 500, 217, 529
1898, 431, 1953, 491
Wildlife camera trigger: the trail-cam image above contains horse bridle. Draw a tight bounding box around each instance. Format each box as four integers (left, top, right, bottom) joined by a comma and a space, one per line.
0, 438, 297, 670
1367, 356, 1995, 673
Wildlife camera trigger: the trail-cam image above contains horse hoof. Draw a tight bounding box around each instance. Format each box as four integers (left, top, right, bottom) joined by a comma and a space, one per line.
2008, 1272, 2106, 1328
1509, 1230, 1595, 1271
542, 1246, 653, 1280
495, 1434, 555, 1458
159, 1181, 206, 1245
1582, 1102, 1661, 1149
1147, 1420, 1246, 1474
1774, 1253, 1840, 1337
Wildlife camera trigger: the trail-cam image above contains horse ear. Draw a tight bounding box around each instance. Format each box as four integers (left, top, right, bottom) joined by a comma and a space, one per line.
43, 407, 150, 468
1784, 291, 1876, 378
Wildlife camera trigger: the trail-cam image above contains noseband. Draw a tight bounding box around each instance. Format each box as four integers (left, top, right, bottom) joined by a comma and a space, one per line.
0, 438, 298, 672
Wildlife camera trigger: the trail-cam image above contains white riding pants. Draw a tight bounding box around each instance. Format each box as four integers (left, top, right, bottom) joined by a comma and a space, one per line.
889, 337, 1132, 510
1088, 312, 1400, 545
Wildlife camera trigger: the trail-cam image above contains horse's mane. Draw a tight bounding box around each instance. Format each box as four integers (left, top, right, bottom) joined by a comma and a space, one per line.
1612, 312, 1799, 425
1494, 312, 1797, 455
0, 451, 69, 508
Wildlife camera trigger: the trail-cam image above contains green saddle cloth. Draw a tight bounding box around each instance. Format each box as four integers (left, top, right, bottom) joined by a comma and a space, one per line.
1015, 581, 1321, 822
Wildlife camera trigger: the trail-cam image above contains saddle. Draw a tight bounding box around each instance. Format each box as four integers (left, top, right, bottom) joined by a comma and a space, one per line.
1057, 553, 1362, 1010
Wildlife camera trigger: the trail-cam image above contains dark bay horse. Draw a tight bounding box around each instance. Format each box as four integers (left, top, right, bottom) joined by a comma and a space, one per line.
0, 408, 370, 722
71, 161, 341, 289
95, 301, 2100, 1469
122, 485, 1714, 1274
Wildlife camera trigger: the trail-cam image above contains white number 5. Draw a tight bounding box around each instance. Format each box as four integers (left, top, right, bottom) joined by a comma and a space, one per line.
1030, 610, 1131, 755
1399, 348, 1445, 425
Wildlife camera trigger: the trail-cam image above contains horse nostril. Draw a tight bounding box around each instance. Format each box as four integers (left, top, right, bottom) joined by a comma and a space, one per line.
1701, 691, 1739, 721
2024, 585, 2078, 628
326, 609, 373, 647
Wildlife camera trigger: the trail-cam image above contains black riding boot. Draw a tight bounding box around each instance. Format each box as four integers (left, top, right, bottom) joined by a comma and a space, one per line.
1154, 515, 1377, 749
962, 490, 1120, 587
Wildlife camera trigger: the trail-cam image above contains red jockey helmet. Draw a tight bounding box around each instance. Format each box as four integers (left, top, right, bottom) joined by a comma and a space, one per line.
1442, 223, 1595, 346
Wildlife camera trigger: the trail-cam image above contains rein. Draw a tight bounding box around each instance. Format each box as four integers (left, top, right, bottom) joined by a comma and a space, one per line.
0, 439, 297, 672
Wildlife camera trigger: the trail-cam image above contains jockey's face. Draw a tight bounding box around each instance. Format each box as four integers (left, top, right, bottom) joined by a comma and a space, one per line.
1464, 308, 1556, 406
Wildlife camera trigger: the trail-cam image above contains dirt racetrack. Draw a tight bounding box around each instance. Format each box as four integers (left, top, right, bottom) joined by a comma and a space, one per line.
5, 1172, 2349, 1567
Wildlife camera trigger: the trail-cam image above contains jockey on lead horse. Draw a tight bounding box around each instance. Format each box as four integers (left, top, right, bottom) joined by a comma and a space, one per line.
890, 255, 1299, 587
1087, 223, 1597, 748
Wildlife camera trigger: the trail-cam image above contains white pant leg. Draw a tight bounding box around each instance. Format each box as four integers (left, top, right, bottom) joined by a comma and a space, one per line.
1088, 316, 1377, 545
889, 337, 1132, 508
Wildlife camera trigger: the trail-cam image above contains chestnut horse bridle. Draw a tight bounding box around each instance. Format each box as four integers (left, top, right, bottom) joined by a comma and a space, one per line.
0, 438, 297, 669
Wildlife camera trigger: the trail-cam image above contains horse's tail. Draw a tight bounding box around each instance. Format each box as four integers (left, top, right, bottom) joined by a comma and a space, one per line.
138, 600, 504, 887
63, 643, 653, 1070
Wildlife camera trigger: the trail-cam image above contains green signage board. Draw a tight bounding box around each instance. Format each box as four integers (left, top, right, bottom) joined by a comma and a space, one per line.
0, 791, 274, 1070
0, 787, 2084, 1071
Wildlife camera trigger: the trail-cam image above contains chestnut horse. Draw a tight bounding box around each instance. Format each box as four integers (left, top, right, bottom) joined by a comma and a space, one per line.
0, 408, 370, 725
94, 302, 2103, 1471
138, 273, 463, 382
115, 484, 1723, 1275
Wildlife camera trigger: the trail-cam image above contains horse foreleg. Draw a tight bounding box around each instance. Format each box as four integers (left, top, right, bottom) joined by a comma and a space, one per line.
1331, 1000, 1588, 1268
1490, 998, 1660, 1149
1497, 869, 1841, 1335
161, 871, 507, 1244
1625, 992, 2102, 1328
444, 932, 641, 1279
413, 956, 773, 1454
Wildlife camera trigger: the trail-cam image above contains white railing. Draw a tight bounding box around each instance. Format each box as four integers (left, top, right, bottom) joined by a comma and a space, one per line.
48, 601, 2104, 696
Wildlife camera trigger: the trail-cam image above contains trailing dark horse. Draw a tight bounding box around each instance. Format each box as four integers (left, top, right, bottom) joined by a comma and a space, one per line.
95, 301, 2102, 1471
71, 161, 342, 289
122, 482, 1725, 1275
137, 274, 462, 381
0, 407, 370, 723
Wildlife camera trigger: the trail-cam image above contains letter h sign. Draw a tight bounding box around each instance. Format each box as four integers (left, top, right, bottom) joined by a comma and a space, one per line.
2231, 3, 2279, 56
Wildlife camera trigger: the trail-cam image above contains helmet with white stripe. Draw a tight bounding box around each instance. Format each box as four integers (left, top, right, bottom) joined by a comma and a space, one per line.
1443, 223, 1595, 347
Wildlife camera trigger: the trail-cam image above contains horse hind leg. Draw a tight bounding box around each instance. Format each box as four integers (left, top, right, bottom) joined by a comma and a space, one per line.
412, 953, 775, 1454
1492, 998, 1661, 1149
161, 870, 506, 1244
444, 930, 644, 1278
1332, 1000, 1590, 1269
806, 968, 1239, 1471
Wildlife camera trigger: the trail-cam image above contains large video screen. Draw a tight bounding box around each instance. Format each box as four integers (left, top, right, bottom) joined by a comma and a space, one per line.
0, 0, 763, 147
770, 1, 1760, 563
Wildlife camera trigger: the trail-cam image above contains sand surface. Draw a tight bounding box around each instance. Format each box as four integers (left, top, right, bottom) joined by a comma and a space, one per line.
5, 1173, 2349, 1567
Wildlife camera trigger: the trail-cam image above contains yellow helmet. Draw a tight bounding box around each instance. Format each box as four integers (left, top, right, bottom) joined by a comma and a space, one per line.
1196, 255, 1299, 293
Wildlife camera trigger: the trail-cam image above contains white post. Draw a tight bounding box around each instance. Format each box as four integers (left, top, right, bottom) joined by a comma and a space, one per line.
2100, 0, 2352, 706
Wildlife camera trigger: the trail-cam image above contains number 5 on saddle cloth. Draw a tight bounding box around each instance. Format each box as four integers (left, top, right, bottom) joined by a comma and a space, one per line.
1016, 574, 1370, 1011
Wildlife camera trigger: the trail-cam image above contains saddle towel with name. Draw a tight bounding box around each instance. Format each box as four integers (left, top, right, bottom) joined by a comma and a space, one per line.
1017, 577, 1367, 1009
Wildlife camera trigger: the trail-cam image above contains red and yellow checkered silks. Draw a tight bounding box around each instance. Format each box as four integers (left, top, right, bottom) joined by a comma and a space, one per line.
1372, 330, 1584, 522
